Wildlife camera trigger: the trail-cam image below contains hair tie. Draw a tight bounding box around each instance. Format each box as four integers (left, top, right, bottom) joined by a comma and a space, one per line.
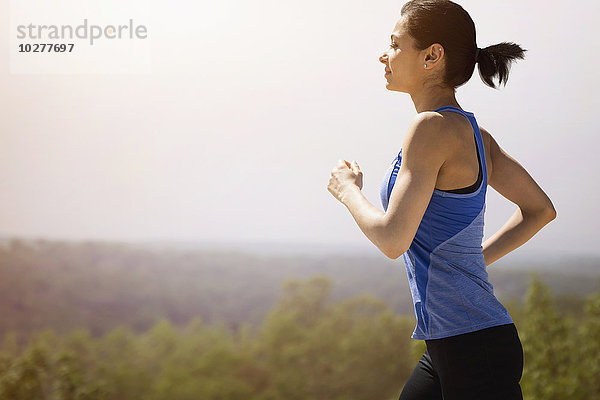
475, 47, 481, 62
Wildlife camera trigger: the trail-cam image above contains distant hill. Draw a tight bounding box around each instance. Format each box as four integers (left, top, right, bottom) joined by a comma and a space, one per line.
0, 237, 598, 341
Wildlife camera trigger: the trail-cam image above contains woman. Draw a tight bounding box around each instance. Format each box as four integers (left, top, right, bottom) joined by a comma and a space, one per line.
326, 1, 557, 399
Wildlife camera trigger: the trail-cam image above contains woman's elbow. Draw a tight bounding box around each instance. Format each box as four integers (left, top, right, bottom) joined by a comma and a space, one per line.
547, 207, 557, 222
544, 201, 557, 222
381, 221, 408, 259
385, 243, 407, 260
522, 200, 557, 224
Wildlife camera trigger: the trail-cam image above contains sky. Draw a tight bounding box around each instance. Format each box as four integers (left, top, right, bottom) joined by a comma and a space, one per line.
1, 0, 599, 258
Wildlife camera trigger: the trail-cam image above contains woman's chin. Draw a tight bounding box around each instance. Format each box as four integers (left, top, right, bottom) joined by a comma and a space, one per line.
384, 83, 404, 93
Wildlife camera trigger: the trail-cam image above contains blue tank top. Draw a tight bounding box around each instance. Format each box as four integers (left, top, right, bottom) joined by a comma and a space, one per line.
380, 106, 514, 340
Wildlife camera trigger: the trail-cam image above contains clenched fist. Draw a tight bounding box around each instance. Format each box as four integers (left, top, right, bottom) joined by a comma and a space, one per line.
327, 159, 363, 203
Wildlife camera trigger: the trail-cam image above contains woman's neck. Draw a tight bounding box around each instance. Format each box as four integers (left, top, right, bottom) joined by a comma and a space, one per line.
410, 86, 461, 113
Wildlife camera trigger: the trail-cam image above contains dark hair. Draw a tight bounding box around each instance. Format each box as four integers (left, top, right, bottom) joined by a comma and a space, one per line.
400, 0, 527, 89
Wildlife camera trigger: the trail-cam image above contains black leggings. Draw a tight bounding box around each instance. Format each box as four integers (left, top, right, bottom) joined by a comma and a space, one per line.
399, 323, 523, 400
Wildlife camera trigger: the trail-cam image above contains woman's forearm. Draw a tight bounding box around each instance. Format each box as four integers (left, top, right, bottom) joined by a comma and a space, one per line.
482, 207, 555, 266
340, 186, 398, 258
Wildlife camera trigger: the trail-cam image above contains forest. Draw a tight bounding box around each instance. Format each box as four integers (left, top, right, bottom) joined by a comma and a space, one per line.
0, 238, 598, 399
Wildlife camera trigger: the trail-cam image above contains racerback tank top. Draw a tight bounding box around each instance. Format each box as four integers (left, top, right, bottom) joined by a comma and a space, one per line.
380, 106, 514, 340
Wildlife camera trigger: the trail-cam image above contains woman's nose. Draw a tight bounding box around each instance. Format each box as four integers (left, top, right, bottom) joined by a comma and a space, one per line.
379, 54, 387, 64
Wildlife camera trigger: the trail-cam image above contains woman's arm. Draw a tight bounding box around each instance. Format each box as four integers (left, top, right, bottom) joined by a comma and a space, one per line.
338, 112, 447, 259
482, 129, 557, 265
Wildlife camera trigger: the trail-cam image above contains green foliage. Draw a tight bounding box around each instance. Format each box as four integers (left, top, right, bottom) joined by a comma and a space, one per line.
518, 273, 600, 400
0, 342, 49, 400
520, 273, 575, 398
0, 273, 598, 400
579, 288, 600, 400
260, 275, 414, 400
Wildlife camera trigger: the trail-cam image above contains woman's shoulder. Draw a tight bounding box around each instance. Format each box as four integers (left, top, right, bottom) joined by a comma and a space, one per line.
408, 110, 473, 155
407, 111, 455, 143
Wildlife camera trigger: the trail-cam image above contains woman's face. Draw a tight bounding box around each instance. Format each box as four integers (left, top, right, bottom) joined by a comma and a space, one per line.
379, 18, 429, 93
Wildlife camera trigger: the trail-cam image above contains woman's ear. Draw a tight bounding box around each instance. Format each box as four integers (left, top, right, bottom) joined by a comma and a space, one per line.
424, 44, 443, 65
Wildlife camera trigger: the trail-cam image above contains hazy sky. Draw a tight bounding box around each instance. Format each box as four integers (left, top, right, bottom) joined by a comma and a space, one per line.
1, 0, 598, 257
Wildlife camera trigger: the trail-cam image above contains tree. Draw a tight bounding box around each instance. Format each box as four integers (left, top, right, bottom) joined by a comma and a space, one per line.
520, 273, 577, 399
578, 288, 600, 400
0, 338, 51, 400
259, 275, 414, 400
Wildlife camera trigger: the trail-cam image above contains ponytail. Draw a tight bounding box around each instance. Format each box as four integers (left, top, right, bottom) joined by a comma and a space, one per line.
400, 0, 527, 90
477, 42, 527, 89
